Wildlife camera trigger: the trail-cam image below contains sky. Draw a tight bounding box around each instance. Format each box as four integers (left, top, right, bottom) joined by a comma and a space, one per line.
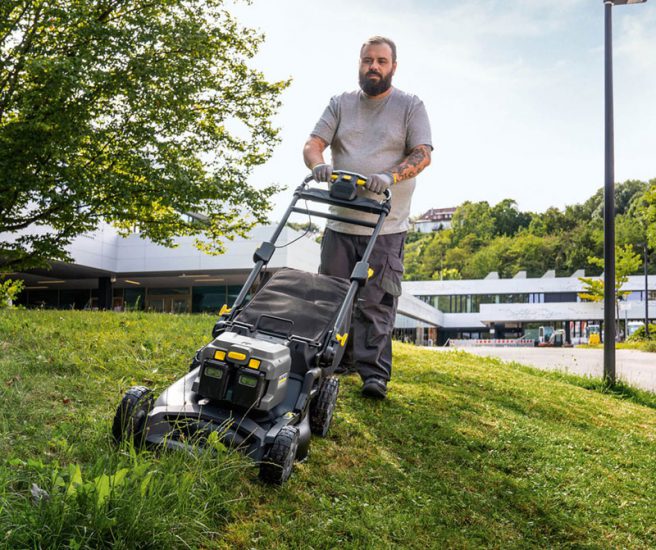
228, 0, 656, 222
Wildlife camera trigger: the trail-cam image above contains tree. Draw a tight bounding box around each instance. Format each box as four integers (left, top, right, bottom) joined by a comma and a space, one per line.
639, 179, 656, 251
461, 236, 511, 279
0, 0, 288, 272
491, 199, 532, 237
507, 232, 561, 277
450, 201, 495, 248
578, 245, 642, 326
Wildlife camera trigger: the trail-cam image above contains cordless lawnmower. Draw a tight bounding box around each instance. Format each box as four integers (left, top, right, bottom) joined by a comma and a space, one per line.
112, 171, 391, 484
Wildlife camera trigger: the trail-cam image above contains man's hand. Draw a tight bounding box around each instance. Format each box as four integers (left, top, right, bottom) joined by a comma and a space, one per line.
366, 172, 393, 194
312, 163, 333, 182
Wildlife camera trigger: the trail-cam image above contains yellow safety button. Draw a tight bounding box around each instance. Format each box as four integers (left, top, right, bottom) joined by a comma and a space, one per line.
336, 333, 349, 347
228, 351, 247, 362
248, 358, 261, 369
368, 268, 374, 279
219, 304, 232, 316
356, 178, 366, 186
214, 350, 226, 361
343, 174, 352, 181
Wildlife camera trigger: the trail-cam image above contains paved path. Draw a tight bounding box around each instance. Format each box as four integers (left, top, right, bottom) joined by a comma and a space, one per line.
429, 346, 656, 392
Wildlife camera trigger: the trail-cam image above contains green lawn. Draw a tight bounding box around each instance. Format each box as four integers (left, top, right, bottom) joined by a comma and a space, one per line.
2, 310, 656, 548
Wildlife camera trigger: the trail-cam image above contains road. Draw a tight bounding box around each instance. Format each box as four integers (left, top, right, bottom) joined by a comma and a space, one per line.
430, 346, 656, 392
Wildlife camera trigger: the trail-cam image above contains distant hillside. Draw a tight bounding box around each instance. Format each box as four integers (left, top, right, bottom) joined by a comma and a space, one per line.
406, 178, 656, 281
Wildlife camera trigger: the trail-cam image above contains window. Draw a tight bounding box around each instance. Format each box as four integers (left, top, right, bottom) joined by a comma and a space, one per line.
192, 286, 226, 313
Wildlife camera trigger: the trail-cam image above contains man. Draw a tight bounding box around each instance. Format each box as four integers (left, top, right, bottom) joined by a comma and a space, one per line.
303, 36, 432, 399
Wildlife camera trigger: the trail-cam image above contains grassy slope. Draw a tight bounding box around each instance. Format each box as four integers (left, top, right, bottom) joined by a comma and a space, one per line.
1, 310, 656, 549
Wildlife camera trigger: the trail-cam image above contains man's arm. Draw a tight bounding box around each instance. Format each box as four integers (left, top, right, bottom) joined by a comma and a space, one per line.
387, 144, 432, 183
303, 135, 329, 169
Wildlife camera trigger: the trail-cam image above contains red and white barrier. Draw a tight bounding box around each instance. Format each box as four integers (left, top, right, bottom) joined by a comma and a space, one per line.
448, 338, 535, 348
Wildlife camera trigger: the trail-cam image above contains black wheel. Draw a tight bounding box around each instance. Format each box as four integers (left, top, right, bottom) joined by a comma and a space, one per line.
259, 425, 299, 485
112, 386, 153, 447
310, 376, 339, 437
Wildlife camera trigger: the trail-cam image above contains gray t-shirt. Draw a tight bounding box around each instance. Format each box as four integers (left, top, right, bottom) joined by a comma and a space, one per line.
311, 87, 432, 235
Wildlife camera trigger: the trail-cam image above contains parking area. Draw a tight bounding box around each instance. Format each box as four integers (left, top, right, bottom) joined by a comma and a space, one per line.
431, 346, 656, 392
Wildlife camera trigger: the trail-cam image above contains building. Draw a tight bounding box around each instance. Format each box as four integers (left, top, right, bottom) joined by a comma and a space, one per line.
401, 270, 656, 345
7, 225, 438, 330
8, 226, 653, 347
9, 225, 319, 312
413, 207, 457, 233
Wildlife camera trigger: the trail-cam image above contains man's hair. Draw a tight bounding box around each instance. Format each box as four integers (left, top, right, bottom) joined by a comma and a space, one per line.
360, 36, 397, 63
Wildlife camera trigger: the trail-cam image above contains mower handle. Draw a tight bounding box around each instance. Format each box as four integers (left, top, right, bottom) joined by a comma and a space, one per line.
303, 171, 392, 203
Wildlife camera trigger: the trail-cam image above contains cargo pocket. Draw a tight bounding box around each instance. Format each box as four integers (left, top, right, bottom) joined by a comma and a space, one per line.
381, 254, 404, 298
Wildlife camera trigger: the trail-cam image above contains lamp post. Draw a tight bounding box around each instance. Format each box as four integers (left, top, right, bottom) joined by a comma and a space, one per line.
645, 243, 650, 339
603, 0, 647, 385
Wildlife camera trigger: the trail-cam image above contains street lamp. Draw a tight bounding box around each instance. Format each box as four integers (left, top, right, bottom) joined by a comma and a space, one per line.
644, 243, 650, 339
603, 0, 647, 385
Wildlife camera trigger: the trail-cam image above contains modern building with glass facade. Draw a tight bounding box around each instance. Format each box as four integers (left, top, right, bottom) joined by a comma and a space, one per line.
401, 270, 656, 345
10, 224, 321, 313
8, 224, 653, 346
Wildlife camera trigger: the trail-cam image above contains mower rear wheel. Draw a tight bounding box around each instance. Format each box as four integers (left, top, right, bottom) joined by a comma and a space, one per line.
259, 426, 299, 485
310, 376, 340, 437
112, 386, 153, 447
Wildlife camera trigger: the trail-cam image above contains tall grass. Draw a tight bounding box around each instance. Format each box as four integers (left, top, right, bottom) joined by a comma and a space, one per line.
2, 441, 246, 548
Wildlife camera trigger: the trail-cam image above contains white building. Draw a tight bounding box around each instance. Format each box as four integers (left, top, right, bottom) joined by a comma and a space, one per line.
412, 207, 457, 233
9, 226, 653, 346
10, 225, 437, 328
401, 270, 656, 345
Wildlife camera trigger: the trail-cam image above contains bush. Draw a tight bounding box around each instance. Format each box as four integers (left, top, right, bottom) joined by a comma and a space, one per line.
0, 278, 24, 308
627, 323, 656, 341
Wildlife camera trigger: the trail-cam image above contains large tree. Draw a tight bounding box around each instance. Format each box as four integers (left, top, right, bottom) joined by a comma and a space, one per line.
0, 0, 288, 271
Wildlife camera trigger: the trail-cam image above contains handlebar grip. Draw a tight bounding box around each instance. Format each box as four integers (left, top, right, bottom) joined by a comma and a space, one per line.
330, 173, 366, 186
306, 170, 389, 201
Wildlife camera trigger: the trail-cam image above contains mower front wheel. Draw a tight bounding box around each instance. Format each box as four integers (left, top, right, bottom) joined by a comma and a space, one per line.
112, 385, 153, 448
310, 376, 339, 437
259, 426, 299, 485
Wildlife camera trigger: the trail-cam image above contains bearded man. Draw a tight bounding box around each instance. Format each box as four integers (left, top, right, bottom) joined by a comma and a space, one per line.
303, 36, 433, 399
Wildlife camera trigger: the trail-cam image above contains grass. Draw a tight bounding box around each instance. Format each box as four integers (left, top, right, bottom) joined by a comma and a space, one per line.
578, 340, 656, 352
2, 310, 656, 548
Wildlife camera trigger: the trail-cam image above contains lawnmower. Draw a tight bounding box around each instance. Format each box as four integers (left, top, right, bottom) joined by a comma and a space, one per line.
111, 171, 391, 484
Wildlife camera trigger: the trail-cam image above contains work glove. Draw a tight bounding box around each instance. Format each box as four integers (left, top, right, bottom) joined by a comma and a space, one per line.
366, 172, 394, 195
312, 163, 333, 182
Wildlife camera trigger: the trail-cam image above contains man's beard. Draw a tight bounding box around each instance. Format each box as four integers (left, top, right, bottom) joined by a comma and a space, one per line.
359, 70, 393, 96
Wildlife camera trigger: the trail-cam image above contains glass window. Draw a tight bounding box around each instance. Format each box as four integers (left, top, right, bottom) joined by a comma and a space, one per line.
438, 295, 450, 312
192, 286, 226, 314
26, 289, 59, 308
544, 292, 578, 303
124, 288, 145, 310
59, 289, 92, 310
148, 287, 189, 296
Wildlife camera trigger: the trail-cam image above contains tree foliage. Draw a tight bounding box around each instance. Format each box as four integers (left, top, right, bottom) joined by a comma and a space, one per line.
405, 179, 654, 281
578, 245, 642, 323
0, 277, 23, 307
0, 0, 288, 272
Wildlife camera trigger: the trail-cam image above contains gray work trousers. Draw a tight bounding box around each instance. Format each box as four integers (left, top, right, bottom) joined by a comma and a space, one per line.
319, 228, 406, 382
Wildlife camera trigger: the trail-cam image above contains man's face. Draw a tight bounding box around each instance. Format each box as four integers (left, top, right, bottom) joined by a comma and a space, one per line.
358, 43, 396, 97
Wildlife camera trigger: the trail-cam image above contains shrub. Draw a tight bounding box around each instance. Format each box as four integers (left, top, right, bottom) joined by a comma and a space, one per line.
0, 278, 24, 308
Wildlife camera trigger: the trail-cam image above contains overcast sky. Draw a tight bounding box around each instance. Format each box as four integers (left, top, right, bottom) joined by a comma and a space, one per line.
228, 0, 656, 222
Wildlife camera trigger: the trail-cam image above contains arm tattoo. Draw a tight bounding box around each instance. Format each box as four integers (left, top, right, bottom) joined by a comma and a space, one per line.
388, 144, 432, 183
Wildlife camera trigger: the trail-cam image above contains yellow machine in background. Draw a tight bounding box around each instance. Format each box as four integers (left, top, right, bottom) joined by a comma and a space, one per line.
586, 324, 601, 345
